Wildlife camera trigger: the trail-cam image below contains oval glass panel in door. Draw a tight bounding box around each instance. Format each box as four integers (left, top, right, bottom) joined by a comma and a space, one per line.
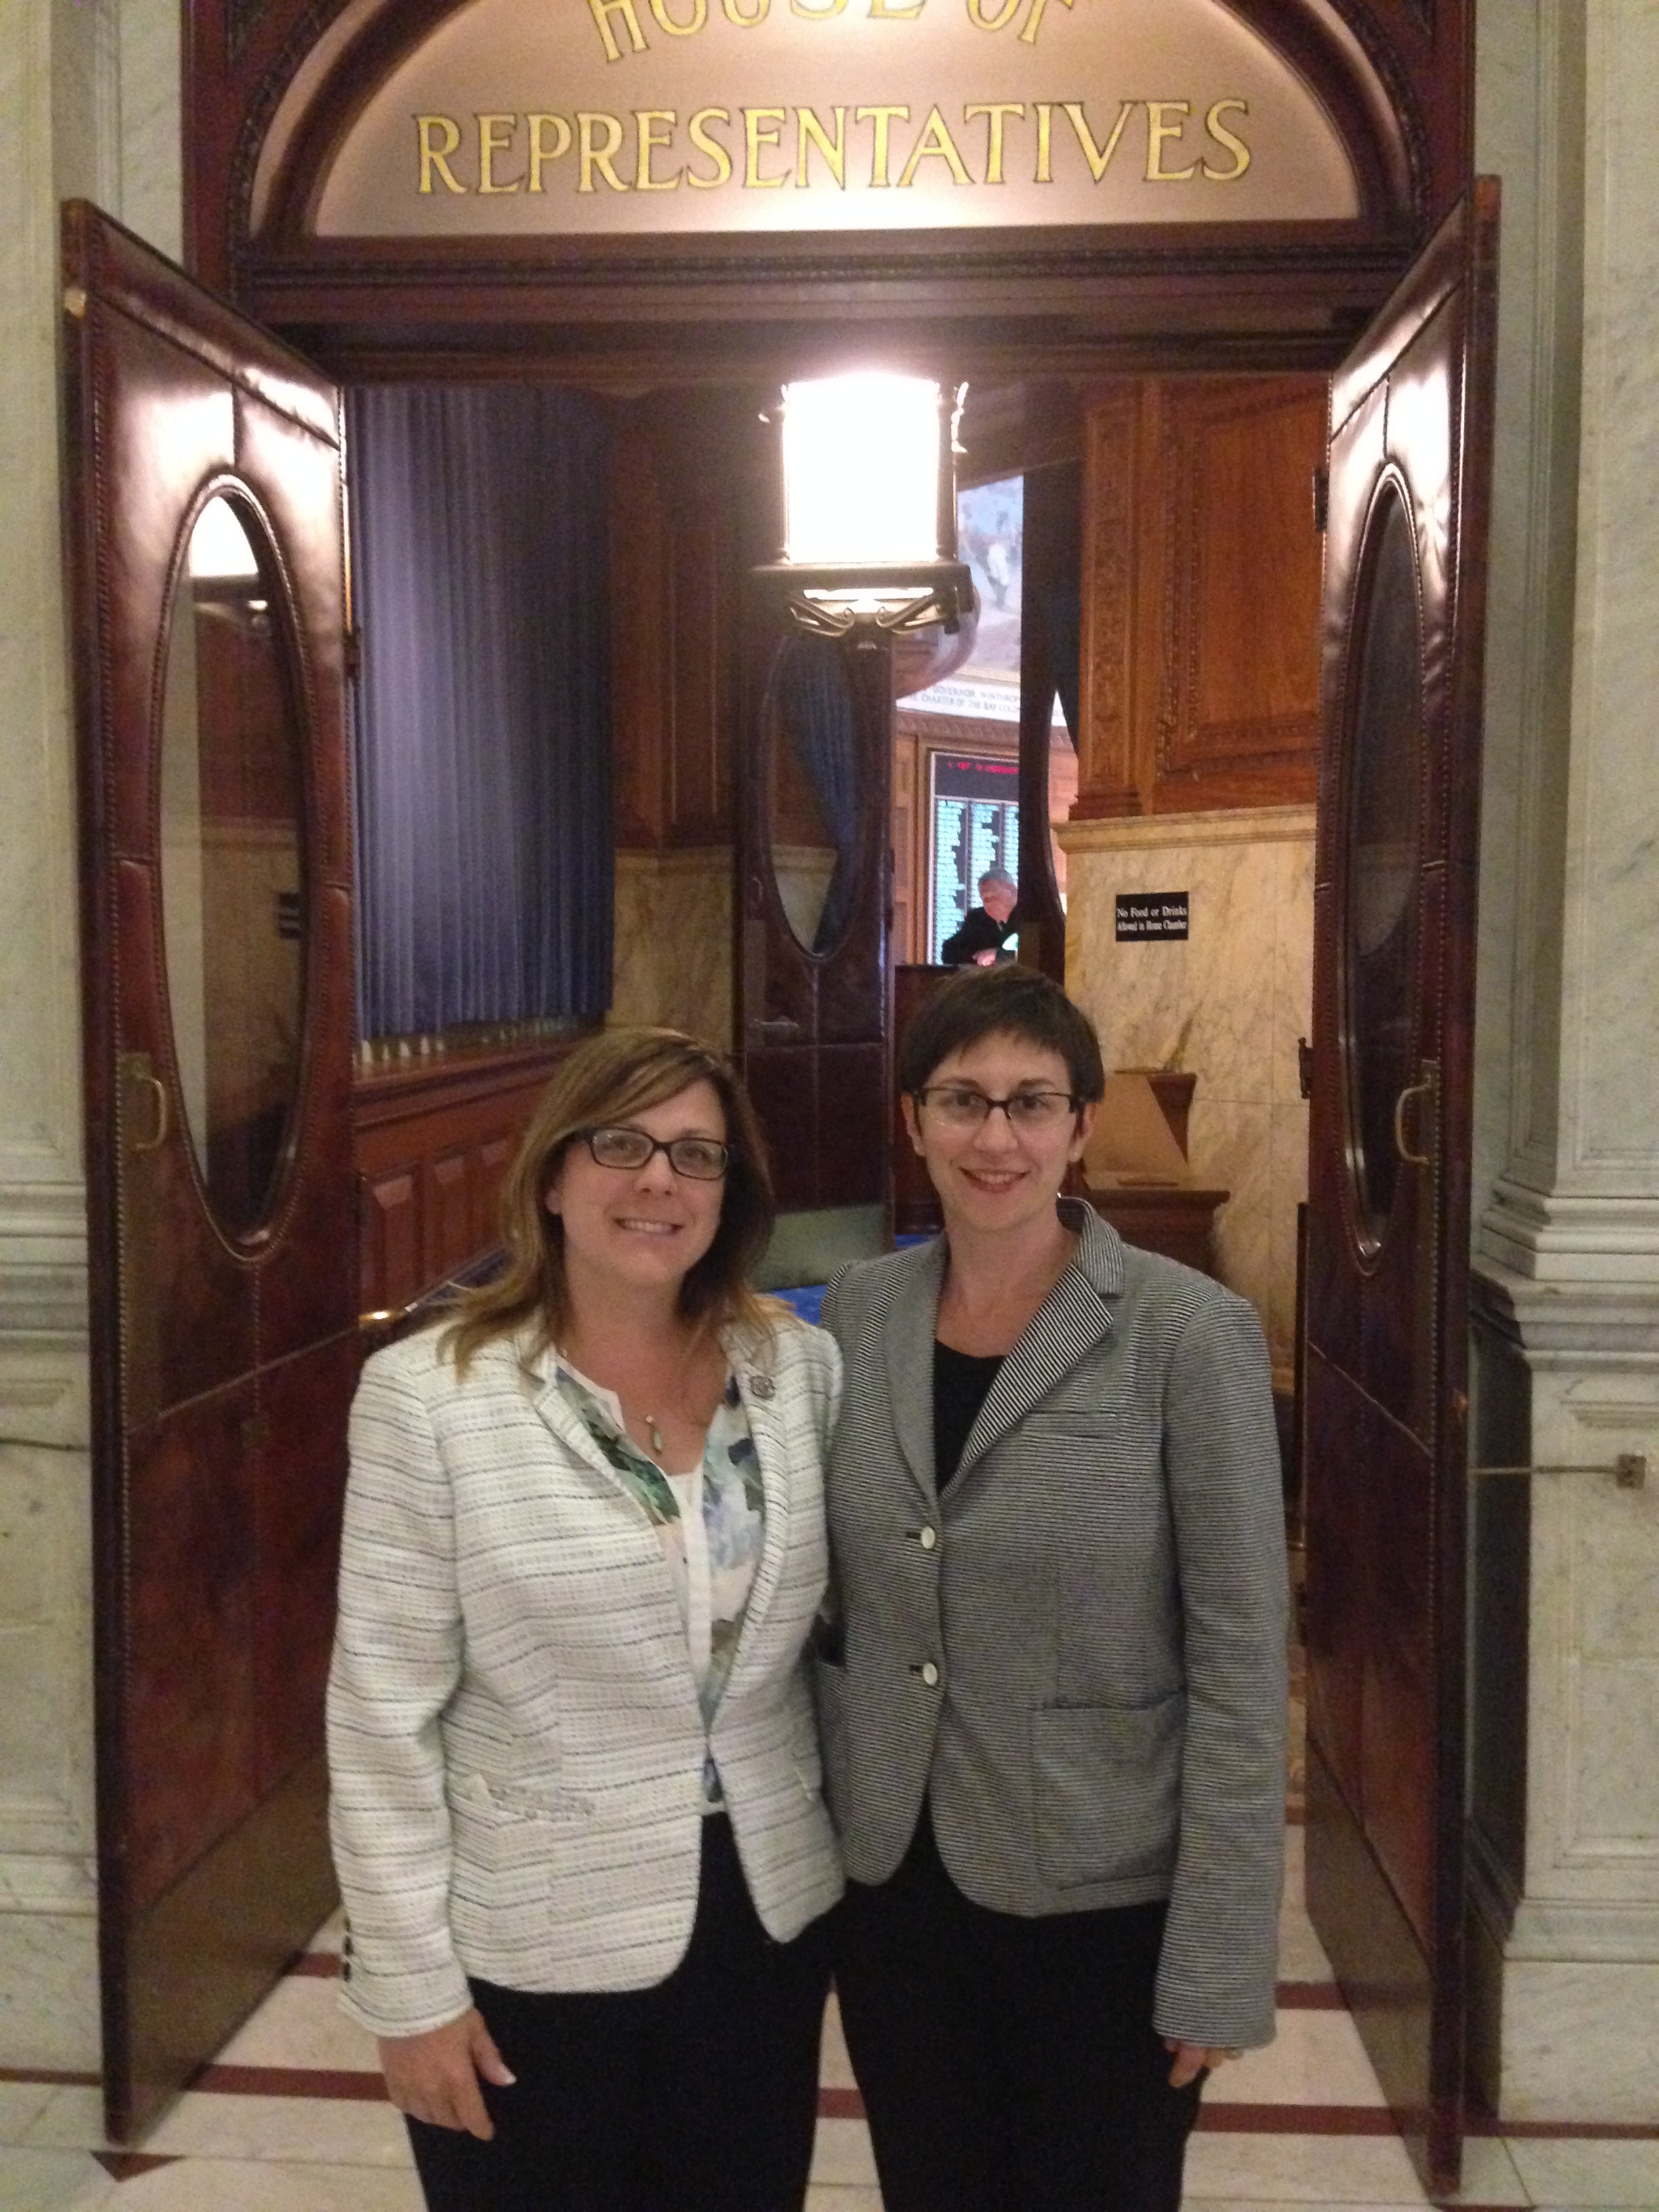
767, 636, 863, 958
157, 492, 307, 1240
1343, 483, 1425, 1246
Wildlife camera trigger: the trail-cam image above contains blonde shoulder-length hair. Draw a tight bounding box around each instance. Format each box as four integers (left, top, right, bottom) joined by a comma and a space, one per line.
438, 1027, 779, 1378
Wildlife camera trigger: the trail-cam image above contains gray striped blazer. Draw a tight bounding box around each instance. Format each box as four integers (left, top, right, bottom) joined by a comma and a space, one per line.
817, 1202, 1288, 2050
327, 1315, 844, 2040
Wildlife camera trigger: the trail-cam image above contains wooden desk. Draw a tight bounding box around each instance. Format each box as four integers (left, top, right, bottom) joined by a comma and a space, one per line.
1085, 1176, 1231, 1277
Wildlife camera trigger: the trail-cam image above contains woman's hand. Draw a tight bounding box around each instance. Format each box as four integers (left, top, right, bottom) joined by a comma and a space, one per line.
378, 2009, 516, 2138
1164, 2036, 1242, 2088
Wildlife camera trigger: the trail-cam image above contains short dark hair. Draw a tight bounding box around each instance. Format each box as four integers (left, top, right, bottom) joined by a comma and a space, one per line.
898, 966, 1106, 1101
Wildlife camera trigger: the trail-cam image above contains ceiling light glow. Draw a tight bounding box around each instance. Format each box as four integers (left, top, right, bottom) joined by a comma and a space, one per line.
781, 373, 941, 568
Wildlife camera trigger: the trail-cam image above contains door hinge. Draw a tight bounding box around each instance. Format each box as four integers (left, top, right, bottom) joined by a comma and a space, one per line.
1297, 1036, 1314, 1101
1312, 469, 1330, 534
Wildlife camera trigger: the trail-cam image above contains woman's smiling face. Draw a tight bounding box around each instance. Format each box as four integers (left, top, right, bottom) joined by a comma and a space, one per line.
904, 1030, 1094, 1242
545, 1079, 727, 1298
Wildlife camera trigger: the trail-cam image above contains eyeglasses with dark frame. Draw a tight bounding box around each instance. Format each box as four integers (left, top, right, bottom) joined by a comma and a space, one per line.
913, 1086, 1082, 1132
578, 1126, 732, 1181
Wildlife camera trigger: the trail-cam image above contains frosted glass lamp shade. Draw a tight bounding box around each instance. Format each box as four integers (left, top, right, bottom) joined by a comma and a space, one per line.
781, 375, 943, 567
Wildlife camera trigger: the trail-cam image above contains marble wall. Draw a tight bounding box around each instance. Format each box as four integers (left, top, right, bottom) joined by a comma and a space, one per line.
1467, 0, 1659, 2127
1057, 806, 1315, 1371
0, 0, 180, 2071
611, 848, 734, 1050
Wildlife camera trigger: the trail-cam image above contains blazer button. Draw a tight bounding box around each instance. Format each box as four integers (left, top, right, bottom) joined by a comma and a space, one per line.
918, 1525, 938, 1551
747, 1372, 775, 1400
920, 1661, 940, 1687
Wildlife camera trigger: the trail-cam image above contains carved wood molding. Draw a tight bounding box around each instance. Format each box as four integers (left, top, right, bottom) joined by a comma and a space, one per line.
1076, 387, 1142, 818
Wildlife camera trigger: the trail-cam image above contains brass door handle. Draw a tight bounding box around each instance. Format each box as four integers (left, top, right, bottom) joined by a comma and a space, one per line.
122, 1052, 170, 1153
1393, 1070, 1433, 1166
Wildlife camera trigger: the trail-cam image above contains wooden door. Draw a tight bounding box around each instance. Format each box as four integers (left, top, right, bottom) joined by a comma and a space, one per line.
62, 202, 356, 2142
1303, 182, 1498, 2198
739, 629, 893, 1282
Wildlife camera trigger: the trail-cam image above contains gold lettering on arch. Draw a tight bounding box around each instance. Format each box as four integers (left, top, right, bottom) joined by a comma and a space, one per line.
404, 98, 1263, 202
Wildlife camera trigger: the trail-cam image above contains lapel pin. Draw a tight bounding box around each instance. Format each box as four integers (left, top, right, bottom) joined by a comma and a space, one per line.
747, 1372, 776, 1401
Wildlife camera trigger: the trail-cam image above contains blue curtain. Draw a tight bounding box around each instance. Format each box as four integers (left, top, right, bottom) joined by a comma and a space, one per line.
347, 387, 612, 1040
775, 637, 862, 956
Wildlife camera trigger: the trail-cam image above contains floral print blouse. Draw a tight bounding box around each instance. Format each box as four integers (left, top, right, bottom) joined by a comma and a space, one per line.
552, 1357, 765, 1809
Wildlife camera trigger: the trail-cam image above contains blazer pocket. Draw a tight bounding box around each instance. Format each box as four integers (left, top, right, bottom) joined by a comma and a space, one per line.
449, 1771, 595, 1864
1031, 1693, 1186, 1891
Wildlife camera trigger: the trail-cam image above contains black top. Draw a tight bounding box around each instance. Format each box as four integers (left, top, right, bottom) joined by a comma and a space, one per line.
939, 902, 1025, 966
933, 1342, 1004, 1491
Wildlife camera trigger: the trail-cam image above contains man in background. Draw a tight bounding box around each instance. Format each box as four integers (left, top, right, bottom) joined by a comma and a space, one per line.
941, 869, 1022, 966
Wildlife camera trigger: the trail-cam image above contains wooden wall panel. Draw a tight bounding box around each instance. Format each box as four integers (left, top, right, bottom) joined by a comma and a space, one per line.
1161, 380, 1326, 793
352, 1038, 584, 1316
361, 1170, 419, 1315
609, 430, 672, 850
609, 400, 745, 859
428, 1150, 472, 1278
1076, 375, 1326, 820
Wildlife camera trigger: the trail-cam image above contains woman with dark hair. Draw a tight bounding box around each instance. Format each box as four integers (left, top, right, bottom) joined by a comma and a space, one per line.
328, 1026, 842, 2212
816, 964, 1287, 2212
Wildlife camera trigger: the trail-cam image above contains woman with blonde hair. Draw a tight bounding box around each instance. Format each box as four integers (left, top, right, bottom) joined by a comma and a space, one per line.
328, 1027, 843, 2212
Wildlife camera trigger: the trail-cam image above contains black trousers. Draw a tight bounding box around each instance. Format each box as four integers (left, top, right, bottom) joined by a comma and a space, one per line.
407, 1816, 832, 2212
834, 1809, 1204, 2212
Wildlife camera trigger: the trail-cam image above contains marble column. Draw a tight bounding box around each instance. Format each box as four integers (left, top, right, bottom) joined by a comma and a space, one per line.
1468, 0, 1659, 2124
0, 0, 178, 2070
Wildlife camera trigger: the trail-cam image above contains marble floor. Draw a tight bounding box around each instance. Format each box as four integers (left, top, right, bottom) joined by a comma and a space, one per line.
2, 1824, 1656, 2211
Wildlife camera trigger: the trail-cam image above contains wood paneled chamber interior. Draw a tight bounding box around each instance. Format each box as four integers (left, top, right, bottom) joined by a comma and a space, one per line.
351, 372, 1328, 1317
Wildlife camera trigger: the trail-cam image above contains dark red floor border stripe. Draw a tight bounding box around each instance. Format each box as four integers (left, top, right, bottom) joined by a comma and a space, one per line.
1467, 2113, 1659, 2140
0, 2067, 101, 2087
1194, 2103, 1401, 2135
192, 2064, 388, 2101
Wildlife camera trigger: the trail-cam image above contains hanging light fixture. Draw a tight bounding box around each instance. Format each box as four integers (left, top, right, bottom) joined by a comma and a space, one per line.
754, 373, 974, 639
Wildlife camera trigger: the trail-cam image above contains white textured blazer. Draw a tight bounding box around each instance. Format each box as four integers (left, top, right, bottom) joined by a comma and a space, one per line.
327, 1313, 845, 2039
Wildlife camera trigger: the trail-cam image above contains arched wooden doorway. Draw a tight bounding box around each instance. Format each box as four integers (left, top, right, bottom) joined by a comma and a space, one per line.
70, 3, 1490, 2190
